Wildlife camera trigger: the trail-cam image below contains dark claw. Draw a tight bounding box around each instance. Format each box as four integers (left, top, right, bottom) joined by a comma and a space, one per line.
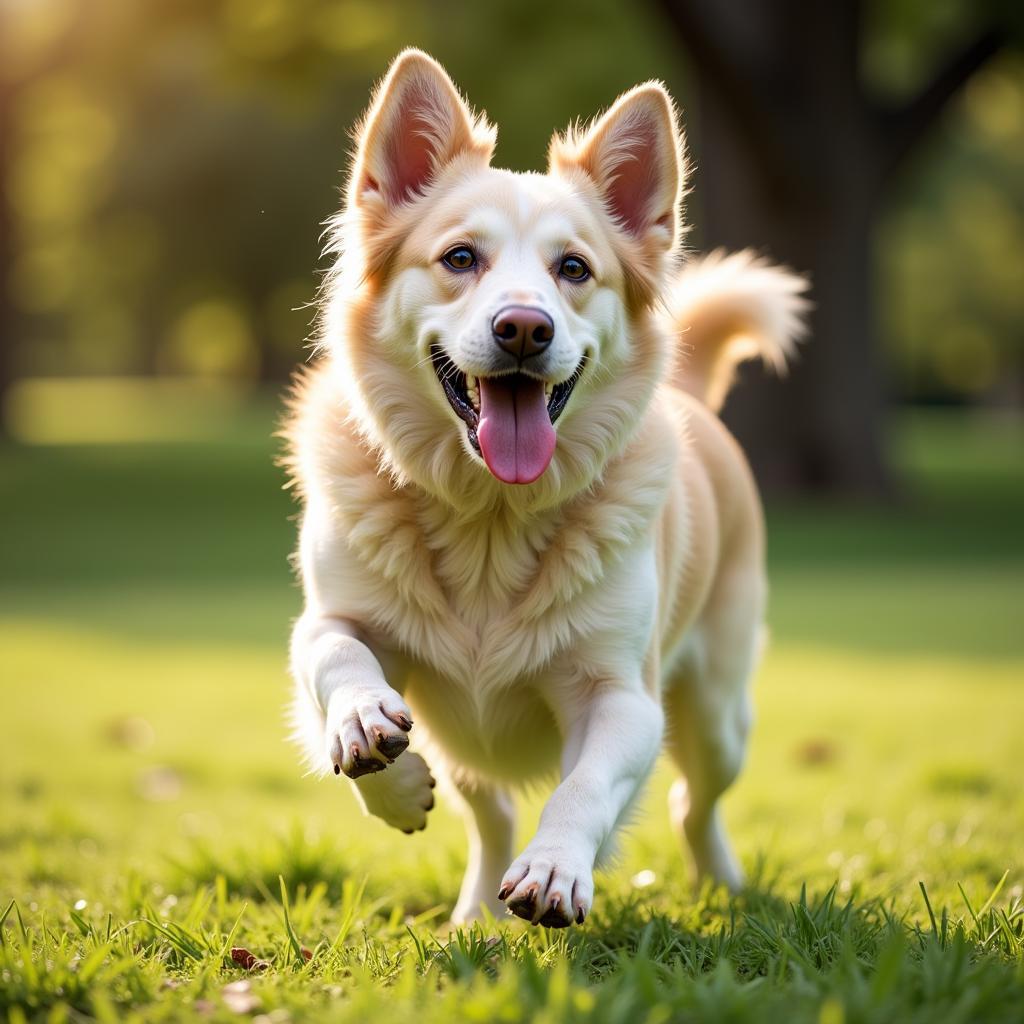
375, 732, 410, 760
424, 795, 435, 811
401, 827, 414, 835
497, 884, 512, 901
383, 705, 413, 732
333, 764, 340, 775
346, 753, 386, 779
575, 907, 586, 925
427, 775, 436, 789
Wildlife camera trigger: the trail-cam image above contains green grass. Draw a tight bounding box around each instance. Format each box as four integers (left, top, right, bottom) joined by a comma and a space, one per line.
2, 402, 1023, 1022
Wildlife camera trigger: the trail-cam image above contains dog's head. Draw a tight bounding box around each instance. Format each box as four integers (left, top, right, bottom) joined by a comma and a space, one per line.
323, 50, 684, 507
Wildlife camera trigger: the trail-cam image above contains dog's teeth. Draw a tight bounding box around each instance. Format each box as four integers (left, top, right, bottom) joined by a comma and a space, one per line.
466, 378, 480, 411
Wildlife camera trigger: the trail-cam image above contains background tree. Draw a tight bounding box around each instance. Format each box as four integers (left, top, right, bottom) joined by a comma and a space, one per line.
0, 0, 88, 436
658, 0, 1017, 494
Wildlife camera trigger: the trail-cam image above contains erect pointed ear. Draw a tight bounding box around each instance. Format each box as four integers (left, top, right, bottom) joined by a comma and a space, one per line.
549, 83, 684, 253
349, 49, 495, 210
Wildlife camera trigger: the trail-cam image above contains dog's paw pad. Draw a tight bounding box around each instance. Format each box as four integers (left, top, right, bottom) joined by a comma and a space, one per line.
374, 731, 409, 761
346, 749, 387, 778
538, 897, 572, 929
506, 886, 538, 922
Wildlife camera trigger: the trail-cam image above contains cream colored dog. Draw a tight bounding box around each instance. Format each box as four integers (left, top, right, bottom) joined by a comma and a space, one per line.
285, 50, 808, 928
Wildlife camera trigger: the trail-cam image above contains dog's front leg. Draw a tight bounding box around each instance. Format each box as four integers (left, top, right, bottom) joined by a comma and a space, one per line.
291, 612, 436, 832
499, 682, 664, 927
291, 612, 415, 776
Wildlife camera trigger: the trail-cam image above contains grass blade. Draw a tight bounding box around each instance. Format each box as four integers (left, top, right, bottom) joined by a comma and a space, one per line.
278, 875, 305, 966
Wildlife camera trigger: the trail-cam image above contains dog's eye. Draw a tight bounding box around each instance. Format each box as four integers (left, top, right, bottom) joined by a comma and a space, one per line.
559, 255, 591, 282
441, 246, 477, 272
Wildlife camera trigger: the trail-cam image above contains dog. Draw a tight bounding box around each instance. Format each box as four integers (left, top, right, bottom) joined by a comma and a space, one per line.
284, 49, 808, 928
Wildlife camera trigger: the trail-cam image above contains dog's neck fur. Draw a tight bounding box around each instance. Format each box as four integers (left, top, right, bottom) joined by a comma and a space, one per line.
285, 354, 681, 692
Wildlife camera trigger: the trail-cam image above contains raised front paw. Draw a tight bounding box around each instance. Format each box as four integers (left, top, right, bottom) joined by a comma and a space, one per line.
325, 687, 413, 779
498, 840, 594, 928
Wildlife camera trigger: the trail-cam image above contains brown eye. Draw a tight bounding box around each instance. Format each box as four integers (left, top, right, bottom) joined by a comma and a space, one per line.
559, 255, 591, 282
442, 246, 477, 272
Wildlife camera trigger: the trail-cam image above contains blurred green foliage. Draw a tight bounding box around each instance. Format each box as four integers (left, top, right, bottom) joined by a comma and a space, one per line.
1, 0, 1022, 402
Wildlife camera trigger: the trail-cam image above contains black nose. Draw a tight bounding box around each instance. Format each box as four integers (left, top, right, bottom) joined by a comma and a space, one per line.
491, 306, 554, 360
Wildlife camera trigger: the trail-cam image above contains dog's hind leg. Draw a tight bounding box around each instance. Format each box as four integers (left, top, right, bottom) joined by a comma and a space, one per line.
664, 567, 763, 892
447, 776, 516, 924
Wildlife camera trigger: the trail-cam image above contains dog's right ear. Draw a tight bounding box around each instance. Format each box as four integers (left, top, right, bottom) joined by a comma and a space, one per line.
349, 50, 494, 212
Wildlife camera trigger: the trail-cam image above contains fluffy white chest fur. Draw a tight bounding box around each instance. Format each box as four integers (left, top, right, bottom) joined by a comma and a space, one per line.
285, 50, 808, 928
293, 373, 679, 784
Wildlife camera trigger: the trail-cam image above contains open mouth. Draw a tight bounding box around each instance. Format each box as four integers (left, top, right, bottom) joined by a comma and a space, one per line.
430, 345, 585, 484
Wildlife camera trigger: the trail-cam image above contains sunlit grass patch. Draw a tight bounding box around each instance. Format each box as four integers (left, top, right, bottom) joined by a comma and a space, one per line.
2, 875, 1022, 1022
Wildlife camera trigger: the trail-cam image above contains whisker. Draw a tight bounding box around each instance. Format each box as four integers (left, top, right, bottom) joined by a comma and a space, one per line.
433, 355, 465, 388
412, 349, 442, 371
413, 347, 466, 388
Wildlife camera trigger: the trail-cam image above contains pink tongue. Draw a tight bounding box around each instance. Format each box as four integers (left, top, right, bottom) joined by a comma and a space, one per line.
477, 376, 556, 484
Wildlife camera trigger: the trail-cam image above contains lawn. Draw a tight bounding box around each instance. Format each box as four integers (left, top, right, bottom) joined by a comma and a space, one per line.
1, 399, 1022, 1022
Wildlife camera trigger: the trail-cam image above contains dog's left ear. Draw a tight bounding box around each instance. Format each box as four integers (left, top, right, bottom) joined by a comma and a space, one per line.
550, 83, 684, 256
350, 49, 495, 211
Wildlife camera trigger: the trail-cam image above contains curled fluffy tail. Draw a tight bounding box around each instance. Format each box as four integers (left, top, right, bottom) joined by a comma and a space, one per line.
667, 249, 810, 412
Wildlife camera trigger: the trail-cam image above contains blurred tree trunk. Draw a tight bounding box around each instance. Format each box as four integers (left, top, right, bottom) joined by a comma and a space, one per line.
0, 5, 88, 441
0, 79, 15, 440
658, 0, 1005, 495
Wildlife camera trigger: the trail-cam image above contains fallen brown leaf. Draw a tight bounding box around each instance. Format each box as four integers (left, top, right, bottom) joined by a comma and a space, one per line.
230, 946, 270, 972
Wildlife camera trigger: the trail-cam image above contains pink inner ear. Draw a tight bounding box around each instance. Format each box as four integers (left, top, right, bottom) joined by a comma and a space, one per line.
383, 97, 438, 205
603, 121, 664, 236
